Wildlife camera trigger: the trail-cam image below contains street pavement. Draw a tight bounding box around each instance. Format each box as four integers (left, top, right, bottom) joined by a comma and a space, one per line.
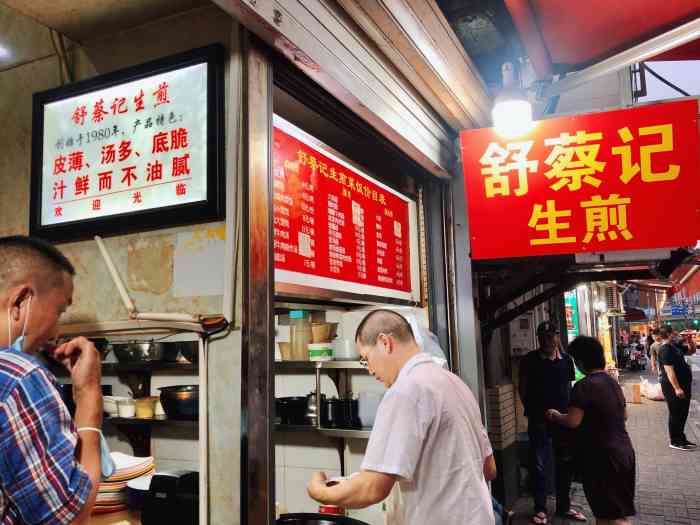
510, 355, 700, 524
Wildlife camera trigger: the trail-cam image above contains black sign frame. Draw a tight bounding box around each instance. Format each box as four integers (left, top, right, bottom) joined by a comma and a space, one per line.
30, 44, 225, 242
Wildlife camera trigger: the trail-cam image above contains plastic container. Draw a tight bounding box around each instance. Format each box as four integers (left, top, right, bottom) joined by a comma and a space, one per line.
308, 342, 333, 362
333, 339, 359, 360
117, 398, 136, 418
289, 310, 312, 361
319, 505, 346, 516
134, 397, 158, 418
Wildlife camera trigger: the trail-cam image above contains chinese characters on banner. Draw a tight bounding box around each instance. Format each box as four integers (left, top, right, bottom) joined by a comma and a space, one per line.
460, 99, 700, 259
41, 64, 208, 226
273, 116, 412, 297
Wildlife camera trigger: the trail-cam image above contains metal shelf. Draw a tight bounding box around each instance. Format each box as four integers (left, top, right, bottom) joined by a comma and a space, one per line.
275, 424, 371, 439
274, 360, 365, 371
318, 428, 371, 439
107, 416, 197, 427
102, 361, 198, 374
51, 360, 198, 377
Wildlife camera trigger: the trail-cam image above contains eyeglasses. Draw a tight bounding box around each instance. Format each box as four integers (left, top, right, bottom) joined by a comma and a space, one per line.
358, 333, 391, 369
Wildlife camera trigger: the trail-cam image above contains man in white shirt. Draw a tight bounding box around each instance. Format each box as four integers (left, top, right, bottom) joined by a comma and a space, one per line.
307, 309, 495, 525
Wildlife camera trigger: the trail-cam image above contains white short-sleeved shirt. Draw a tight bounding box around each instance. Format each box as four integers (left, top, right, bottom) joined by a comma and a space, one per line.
362, 353, 495, 525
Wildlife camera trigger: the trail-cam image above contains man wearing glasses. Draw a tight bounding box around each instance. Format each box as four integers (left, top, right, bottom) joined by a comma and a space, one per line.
307, 309, 495, 525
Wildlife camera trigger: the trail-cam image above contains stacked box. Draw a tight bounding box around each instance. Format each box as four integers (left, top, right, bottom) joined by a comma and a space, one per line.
486, 384, 517, 450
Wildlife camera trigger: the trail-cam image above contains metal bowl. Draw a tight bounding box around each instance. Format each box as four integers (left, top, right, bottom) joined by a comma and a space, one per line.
175, 341, 198, 364
112, 341, 165, 362
159, 385, 198, 420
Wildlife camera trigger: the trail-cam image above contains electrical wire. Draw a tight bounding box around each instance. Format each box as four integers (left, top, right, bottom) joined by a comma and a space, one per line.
643, 63, 691, 97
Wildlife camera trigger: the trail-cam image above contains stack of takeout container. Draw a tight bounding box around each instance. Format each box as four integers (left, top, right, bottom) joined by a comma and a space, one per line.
93, 452, 155, 514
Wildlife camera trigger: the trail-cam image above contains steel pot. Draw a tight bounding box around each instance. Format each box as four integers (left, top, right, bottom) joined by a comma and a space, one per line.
173, 341, 198, 364
159, 385, 198, 420
113, 341, 165, 362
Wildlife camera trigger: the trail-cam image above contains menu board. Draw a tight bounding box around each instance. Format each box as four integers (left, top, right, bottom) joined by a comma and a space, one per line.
273, 115, 418, 302
41, 64, 208, 226
30, 45, 224, 241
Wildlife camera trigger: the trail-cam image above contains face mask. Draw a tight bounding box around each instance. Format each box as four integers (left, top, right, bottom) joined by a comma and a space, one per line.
99, 433, 116, 479
6, 295, 31, 352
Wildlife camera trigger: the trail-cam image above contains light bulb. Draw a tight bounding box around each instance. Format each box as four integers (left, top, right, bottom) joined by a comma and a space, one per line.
492, 98, 535, 139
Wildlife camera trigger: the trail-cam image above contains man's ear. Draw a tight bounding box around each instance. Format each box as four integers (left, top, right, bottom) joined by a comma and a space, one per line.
7, 285, 31, 319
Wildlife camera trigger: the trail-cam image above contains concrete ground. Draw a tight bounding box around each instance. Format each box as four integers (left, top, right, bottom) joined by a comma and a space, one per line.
509, 356, 700, 524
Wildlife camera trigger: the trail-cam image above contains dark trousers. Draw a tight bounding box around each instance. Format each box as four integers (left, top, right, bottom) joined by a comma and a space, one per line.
528, 422, 574, 515
661, 381, 691, 445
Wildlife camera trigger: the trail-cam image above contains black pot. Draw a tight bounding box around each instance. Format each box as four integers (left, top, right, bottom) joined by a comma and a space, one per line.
159, 385, 198, 420
277, 513, 369, 525
276, 397, 310, 426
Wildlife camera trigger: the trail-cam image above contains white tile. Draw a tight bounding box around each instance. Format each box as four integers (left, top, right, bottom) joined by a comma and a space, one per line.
275, 467, 286, 504
150, 373, 199, 394
346, 441, 368, 473
277, 374, 339, 398
282, 433, 341, 470
275, 442, 285, 467
151, 427, 199, 461
284, 467, 340, 514
349, 373, 385, 394
155, 458, 199, 473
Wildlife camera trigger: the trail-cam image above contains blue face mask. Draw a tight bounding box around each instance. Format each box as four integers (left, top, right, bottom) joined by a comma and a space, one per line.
99, 434, 116, 479
10, 335, 26, 352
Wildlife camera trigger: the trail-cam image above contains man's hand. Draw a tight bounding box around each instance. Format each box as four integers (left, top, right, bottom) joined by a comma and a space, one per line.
307, 472, 328, 502
52, 337, 101, 399
675, 387, 686, 399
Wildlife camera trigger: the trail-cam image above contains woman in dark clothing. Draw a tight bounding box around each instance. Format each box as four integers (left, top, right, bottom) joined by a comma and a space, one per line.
546, 336, 636, 525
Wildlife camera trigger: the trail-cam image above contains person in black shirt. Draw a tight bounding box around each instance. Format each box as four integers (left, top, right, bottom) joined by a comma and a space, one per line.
658, 328, 697, 450
519, 321, 585, 524
547, 336, 636, 525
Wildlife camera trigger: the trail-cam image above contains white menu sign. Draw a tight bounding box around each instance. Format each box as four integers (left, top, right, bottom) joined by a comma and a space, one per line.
41, 63, 208, 225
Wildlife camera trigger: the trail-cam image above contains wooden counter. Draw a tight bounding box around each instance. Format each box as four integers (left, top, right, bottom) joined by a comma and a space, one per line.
90, 510, 140, 524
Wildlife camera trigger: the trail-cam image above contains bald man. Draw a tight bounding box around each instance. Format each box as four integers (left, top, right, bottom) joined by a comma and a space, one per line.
0, 235, 102, 524
307, 309, 495, 525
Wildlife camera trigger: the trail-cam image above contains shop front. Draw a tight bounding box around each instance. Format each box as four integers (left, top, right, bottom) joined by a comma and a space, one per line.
3, 1, 493, 524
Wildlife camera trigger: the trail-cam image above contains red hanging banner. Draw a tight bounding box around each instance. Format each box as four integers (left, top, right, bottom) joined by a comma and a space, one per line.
273, 116, 413, 299
460, 99, 700, 260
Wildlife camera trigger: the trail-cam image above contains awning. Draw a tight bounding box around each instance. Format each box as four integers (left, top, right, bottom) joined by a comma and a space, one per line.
504, 0, 700, 79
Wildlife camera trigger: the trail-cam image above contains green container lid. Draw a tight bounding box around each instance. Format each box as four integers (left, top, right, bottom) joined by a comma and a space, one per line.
289, 310, 307, 319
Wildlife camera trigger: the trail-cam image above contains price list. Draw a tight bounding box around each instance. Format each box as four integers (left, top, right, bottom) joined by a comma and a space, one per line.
273, 122, 411, 294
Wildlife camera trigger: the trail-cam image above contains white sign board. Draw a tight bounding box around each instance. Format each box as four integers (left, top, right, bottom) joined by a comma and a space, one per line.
41, 63, 208, 225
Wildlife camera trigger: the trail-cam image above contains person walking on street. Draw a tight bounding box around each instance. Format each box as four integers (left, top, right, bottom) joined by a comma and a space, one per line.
649, 330, 663, 374
519, 321, 586, 524
547, 336, 636, 525
307, 309, 495, 525
658, 328, 697, 450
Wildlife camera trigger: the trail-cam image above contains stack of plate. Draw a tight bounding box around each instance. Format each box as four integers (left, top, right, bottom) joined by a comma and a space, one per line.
93, 453, 155, 515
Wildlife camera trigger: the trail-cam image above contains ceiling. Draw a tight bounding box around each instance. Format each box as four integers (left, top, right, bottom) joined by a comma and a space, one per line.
438, 0, 700, 87
0, 0, 209, 43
